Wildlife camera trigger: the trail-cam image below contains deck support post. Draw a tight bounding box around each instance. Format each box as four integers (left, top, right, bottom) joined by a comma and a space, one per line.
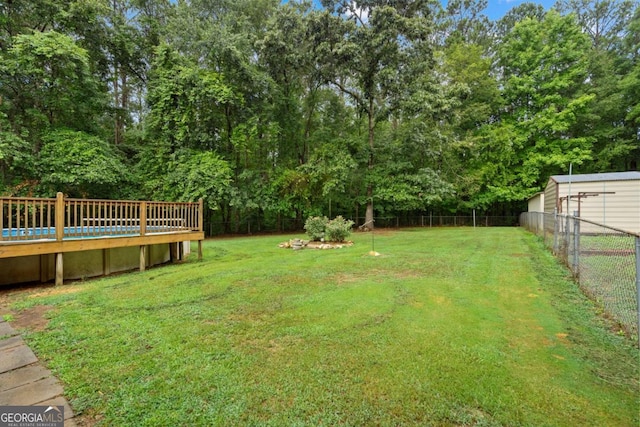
55, 253, 63, 286
198, 240, 203, 260
170, 242, 179, 263
139, 245, 146, 272
103, 248, 111, 276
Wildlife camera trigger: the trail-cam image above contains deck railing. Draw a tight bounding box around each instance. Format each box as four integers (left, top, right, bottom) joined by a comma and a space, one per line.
1, 193, 203, 242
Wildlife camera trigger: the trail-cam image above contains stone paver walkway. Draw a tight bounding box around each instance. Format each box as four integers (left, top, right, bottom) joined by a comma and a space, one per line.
0, 316, 76, 426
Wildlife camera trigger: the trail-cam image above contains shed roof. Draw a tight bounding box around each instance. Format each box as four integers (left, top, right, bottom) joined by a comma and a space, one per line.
550, 171, 640, 184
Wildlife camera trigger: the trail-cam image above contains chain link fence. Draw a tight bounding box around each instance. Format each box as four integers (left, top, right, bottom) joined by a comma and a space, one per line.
207, 214, 519, 235
520, 212, 639, 343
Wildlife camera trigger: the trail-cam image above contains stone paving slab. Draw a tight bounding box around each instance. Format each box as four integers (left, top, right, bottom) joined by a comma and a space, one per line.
0, 317, 76, 424
0, 364, 53, 392
0, 341, 38, 374
0, 335, 23, 351
0, 321, 17, 337
40, 396, 76, 421
0, 376, 64, 406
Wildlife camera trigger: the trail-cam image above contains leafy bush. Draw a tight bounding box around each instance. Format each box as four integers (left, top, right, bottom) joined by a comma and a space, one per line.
324, 216, 354, 242
304, 216, 329, 241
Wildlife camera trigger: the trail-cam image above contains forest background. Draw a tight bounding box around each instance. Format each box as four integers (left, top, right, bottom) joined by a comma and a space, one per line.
0, 0, 638, 234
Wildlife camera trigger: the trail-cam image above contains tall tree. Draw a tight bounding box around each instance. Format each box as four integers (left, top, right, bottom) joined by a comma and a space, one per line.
0, 31, 105, 142
495, 2, 546, 38
439, 0, 492, 47
556, 0, 636, 50
555, 0, 639, 171
476, 11, 595, 206
104, 0, 171, 145
309, 0, 434, 229
619, 7, 640, 169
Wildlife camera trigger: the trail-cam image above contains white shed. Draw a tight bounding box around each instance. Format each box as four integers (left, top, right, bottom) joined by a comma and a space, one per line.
527, 192, 545, 212
543, 172, 640, 234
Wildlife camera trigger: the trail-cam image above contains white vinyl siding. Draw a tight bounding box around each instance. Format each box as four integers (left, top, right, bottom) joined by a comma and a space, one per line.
544, 181, 558, 213
528, 193, 544, 212
551, 179, 640, 234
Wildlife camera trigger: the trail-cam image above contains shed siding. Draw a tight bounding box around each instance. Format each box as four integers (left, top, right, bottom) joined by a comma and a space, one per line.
544, 180, 558, 213
554, 179, 640, 234
528, 193, 544, 212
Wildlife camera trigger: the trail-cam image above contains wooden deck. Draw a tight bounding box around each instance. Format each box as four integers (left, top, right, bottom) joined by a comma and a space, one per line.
1, 193, 204, 285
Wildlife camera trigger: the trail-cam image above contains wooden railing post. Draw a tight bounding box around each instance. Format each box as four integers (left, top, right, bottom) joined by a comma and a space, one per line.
140, 201, 147, 236
0, 198, 4, 241
55, 192, 65, 285
55, 192, 65, 241
198, 198, 204, 260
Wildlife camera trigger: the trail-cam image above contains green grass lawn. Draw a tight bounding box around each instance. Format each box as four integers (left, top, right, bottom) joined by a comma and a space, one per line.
6, 228, 640, 426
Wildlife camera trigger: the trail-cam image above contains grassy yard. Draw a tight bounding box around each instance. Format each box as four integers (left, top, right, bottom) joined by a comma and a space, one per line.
4, 228, 639, 426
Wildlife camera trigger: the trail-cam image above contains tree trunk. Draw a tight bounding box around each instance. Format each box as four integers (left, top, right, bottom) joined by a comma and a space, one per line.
365, 186, 374, 230
364, 100, 375, 231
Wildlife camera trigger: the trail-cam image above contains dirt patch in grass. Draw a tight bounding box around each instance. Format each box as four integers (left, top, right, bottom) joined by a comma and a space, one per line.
0, 283, 82, 305
75, 410, 101, 427
0, 283, 81, 332
9, 304, 54, 332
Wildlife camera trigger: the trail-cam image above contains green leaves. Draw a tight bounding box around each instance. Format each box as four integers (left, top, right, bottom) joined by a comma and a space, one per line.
0, 0, 638, 227
0, 31, 104, 135
164, 150, 232, 207
37, 129, 129, 197
147, 45, 238, 151
492, 11, 595, 196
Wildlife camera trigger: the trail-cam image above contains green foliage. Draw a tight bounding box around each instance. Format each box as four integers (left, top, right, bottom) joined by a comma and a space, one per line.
1, 0, 639, 225
468, 10, 597, 206
304, 216, 329, 241
147, 45, 238, 152
0, 113, 31, 189
324, 215, 354, 242
0, 31, 104, 135
164, 149, 233, 207
37, 129, 129, 197
304, 215, 354, 242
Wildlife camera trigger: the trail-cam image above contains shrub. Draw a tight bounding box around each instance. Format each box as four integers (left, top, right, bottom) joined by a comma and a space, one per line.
324, 216, 354, 242
304, 216, 329, 241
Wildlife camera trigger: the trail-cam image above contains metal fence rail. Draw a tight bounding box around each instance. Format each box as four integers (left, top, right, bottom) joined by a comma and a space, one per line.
520, 212, 639, 342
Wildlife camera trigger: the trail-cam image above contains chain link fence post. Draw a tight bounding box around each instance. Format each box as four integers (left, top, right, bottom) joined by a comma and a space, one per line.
553, 209, 559, 255
565, 214, 571, 264
573, 211, 580, 278
636, 236, 640, 344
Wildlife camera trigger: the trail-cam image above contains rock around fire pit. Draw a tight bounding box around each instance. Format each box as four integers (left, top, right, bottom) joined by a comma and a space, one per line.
279, 238, 354, 250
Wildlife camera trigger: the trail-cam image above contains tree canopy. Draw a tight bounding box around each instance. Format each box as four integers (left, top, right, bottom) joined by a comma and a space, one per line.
1, 0, 638, 233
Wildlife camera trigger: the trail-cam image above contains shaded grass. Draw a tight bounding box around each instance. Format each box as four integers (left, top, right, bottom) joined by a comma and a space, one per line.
6, 228, 639, 426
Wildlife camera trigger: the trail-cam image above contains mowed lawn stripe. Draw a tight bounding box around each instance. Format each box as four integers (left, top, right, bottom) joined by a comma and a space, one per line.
12, 228, 639, 426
